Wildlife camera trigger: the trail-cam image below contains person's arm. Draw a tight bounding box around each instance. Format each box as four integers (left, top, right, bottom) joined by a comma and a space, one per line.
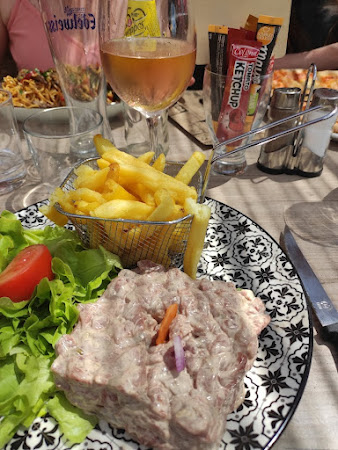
274, 42, 338, 71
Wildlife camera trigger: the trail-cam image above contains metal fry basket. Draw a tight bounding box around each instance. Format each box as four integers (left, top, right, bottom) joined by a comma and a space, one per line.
54, 158, 203, 269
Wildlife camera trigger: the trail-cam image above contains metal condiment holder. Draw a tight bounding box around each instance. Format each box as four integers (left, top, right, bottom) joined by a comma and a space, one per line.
202, 65, 338, 198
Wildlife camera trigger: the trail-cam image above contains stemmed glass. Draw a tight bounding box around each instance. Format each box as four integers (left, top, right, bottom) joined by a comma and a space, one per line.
98, 0, 196, 158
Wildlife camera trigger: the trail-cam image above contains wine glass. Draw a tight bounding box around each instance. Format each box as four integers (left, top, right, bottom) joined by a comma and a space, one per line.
98, 0, 196, 158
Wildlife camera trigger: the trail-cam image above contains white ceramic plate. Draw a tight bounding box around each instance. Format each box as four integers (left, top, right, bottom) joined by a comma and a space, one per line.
14, 102, 123, 122
6, 198, 312, 450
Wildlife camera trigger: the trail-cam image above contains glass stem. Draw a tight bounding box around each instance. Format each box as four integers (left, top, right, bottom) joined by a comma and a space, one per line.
146, 114, 162, 159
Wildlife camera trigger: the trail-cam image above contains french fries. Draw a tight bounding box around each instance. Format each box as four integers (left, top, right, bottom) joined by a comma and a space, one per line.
73, 165, 110, 191
116, 163, 197, 205
93, 199, 154, 220
175, 151, 206, 184
41, 135, 211, 278
152, 153, 166, 172
183, 198, 211, 279
137, 151, 155, 164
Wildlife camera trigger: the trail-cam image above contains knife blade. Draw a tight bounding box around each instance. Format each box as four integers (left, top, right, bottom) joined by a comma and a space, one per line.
282, 225, 338, 343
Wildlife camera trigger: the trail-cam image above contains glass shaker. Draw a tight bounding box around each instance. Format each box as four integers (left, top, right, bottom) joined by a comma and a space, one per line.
294, 88, 338, 177
257, 87, 301, 174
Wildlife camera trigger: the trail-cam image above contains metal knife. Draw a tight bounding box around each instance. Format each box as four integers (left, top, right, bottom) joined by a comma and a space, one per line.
282, 225, 338, 343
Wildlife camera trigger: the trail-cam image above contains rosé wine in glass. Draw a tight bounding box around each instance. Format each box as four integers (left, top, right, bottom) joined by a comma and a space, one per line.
99, 0, 196, 158
101, 37, 196, 113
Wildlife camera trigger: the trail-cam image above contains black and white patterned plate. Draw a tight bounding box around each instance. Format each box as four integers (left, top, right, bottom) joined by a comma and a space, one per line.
7, 198, 312, 450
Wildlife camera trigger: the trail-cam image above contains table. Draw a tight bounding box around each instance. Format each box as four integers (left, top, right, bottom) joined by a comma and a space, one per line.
1, 100, 337, 450
168, 105, 338, 450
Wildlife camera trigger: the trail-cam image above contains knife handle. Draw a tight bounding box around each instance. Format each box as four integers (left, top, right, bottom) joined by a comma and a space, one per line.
322, 323, 338, 345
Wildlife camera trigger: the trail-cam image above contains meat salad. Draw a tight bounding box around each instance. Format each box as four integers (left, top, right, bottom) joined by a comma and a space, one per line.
52, 261, 270, 449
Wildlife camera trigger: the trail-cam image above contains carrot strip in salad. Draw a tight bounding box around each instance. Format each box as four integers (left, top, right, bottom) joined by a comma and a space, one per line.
156, 303, 178, 345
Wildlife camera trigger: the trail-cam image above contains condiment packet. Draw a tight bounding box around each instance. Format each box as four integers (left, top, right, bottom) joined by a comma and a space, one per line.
207, 14, 284, 142
216, 33, 261, 143
124, 0, 161, 37
244, 14, 258, 33
208, 25, 228, 124
208, 25, 228, 76
245, 15, 284, 127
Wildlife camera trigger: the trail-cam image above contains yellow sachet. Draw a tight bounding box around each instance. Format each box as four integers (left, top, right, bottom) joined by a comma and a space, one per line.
125, 0, 161, 38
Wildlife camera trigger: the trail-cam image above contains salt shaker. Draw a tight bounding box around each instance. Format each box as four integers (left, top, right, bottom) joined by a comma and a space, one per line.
294, 88, 338, 177
257, 87, 301, 174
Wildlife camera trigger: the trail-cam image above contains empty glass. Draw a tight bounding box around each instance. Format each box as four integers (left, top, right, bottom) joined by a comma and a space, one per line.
21, 106, 103, 206
0, 90, 26, 195
203, 65, 273, 175
39, 0, 112, 140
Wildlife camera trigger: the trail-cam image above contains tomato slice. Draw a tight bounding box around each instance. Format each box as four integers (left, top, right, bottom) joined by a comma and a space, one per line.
0, 244, 54, 302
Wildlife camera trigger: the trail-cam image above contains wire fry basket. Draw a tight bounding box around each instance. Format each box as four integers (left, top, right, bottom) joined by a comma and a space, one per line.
54, 158, 203, 269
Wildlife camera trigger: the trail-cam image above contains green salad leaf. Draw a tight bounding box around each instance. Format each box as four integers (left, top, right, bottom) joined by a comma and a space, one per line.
47, 393, 98, 443
0, 210, 123, 447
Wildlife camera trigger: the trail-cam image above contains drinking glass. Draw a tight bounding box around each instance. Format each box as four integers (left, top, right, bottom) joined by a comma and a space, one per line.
98, 0, 196, 159
124, 104, 169, 157
7, 106, 103, 210
203, 65, 273, 175
0, 90, 26, 195
39, 0, 112, 142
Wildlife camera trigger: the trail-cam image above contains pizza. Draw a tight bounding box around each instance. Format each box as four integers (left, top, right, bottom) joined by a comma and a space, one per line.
273, 69, 338, 90
273, 69, 338, 134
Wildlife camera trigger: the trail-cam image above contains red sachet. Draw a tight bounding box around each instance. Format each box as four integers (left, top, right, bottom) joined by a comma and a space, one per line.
216, 36, 261, 143
240, 27, 257, 40
226, 28, 246, 57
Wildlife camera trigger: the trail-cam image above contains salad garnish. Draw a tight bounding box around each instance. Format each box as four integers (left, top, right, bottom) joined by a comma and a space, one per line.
0, 210, 122, 447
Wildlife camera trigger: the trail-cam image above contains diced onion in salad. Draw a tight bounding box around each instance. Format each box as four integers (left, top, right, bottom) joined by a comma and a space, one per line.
173, 335, 185, 372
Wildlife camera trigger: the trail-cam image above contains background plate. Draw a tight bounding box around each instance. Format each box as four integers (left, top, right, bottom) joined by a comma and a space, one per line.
6, 198, 313, 450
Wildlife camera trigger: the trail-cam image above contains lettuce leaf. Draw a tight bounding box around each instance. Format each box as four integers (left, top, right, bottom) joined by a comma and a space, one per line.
47, 393, 97, 444
0, 354, 54, 447
0, 210, 122, 446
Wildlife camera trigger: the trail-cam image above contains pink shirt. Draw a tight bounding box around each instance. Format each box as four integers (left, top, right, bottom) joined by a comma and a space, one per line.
7, 0, 54, 71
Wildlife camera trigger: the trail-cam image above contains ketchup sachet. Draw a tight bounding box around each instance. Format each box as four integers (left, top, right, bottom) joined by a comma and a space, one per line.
216, 34, 261, 143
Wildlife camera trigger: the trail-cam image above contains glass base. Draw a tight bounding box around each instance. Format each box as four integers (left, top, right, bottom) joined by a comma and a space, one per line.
0, 149, 26, 195
0, 175, 26, 196
5, 182, 54, 211
212, 150, 247, 176
126, 142, 153, 157
70, 136, 99, 158
284, 201, 338, 247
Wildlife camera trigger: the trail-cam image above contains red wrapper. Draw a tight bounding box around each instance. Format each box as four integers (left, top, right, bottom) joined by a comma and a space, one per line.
240, 27, 257, 40
216, 37, 261, 143
226, 28, 246, 57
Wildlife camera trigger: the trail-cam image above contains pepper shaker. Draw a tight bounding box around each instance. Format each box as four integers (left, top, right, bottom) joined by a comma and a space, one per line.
257, 87, 301, 174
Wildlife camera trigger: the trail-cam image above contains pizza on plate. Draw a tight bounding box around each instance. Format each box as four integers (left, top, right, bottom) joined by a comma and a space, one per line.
273, 69, 338, 134
273, 69, 338, 91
